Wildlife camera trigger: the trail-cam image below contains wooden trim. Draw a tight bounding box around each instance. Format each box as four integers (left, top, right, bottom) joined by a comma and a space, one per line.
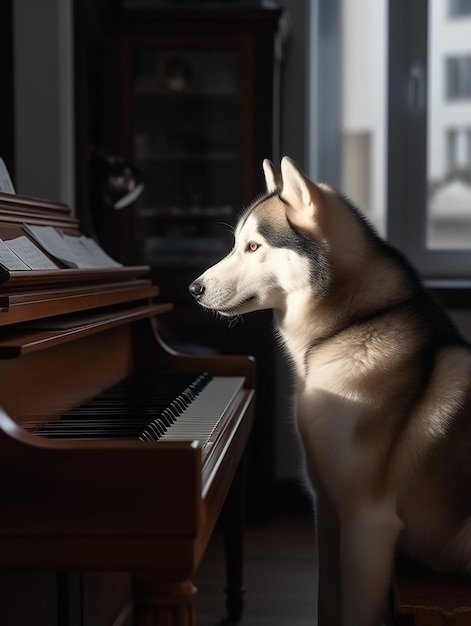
0, 302, 171, 357
0, 266, 151, 288
0, 192, 71, 216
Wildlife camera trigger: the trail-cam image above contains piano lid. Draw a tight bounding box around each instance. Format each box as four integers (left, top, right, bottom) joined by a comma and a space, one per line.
0, 192, 159, 326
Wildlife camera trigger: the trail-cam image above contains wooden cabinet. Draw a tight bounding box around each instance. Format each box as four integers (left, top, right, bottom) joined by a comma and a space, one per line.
91, 6, 285, 523
99, 8, 283, 346
131, 45, 244, 271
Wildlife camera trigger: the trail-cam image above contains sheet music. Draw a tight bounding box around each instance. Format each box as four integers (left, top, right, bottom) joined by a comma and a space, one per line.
0, 238, 30, 270
23, 225, 82, 268
23, 225, 122, 269
0, 158, 15, 194
78, 236, 122, 268
62, 234, 122, 268
58, 233, 96, 269
4, 236, 58, 270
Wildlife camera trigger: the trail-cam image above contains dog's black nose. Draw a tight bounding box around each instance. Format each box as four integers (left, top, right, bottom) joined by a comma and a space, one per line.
189, 281, 205, 299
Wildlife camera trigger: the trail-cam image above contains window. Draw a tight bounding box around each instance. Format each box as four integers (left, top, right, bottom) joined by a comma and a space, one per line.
447, 128, 459, 171
446, 56, 471, 100
449, 0, 471, 17
340, 0, 471, 278
388, 0, 471, 274
314, 0, 471, 278
340, 0, 387, 236
447, 127, 471, 172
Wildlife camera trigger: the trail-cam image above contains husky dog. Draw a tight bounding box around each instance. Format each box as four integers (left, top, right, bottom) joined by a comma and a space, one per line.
189, 157, 471, 626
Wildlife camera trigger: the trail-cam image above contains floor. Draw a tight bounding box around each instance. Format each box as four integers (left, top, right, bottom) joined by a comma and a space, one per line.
195, 515, 318, 626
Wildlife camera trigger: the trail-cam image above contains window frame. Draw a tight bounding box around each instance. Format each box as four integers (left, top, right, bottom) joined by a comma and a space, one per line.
387, 0, 471, 279
449, 0, 471, 18
446, 55, 471, 100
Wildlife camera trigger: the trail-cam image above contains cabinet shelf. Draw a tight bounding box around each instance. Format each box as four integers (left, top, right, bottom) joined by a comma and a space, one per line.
135, 88, 239, 98
136, 153, 240, 162
148, 257, 222, 270
138, 206, 233, 218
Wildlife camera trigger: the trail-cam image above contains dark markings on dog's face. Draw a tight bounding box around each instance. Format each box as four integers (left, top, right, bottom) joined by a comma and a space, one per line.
237, 191, 279, 232
256, 215, 330, 290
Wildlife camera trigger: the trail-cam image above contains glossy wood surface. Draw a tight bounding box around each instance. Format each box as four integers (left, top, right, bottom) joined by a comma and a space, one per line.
0, 194, 256, 625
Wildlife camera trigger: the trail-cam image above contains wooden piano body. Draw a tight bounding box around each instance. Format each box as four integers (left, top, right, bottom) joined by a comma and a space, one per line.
0, 193, 255, 625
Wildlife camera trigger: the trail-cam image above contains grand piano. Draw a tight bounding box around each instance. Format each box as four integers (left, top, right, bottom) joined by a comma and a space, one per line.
0, 192, 255, 626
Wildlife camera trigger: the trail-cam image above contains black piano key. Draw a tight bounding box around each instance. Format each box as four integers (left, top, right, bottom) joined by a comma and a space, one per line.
41, 428, 138, 439
36, 371, 211, 440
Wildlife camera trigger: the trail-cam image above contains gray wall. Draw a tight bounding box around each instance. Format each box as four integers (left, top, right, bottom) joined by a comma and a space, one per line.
13, 0, 75, 207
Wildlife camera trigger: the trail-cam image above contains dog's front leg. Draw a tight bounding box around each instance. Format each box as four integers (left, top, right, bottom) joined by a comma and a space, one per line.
316, 494, 341, 626
339, 504, 402, 626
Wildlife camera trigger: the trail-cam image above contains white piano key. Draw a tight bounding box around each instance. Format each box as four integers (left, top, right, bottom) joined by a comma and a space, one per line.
158, 377, 245, 444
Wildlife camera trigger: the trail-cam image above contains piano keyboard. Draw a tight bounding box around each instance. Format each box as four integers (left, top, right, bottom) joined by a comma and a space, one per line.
36, 372, 245, 447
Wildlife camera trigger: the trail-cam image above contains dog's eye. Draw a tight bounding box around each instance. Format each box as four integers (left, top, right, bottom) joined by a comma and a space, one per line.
246, 241, 260, 252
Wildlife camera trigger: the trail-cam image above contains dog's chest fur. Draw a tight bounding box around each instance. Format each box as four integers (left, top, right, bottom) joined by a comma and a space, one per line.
277, 309, 441, 508
279, 323, 393, 500
285, 311, 471, 543
294, 353, 391, 507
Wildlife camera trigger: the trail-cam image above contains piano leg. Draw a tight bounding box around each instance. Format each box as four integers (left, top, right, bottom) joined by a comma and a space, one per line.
133, 579, 197, 626
221, 452, 247, 624
133, 454, 249, 626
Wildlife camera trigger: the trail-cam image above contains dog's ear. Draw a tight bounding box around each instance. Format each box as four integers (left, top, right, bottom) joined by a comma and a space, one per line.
280, 157, 324, 224
263, 159, 282, 193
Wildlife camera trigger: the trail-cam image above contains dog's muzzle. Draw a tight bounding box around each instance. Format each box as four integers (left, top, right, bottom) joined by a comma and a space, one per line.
189, 280, 205, 300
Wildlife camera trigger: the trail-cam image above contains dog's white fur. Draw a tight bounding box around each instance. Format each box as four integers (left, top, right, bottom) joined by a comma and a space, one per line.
189, 157, 471, 626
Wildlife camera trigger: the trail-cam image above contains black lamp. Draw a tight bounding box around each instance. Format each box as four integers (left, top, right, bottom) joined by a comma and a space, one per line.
90, 147, 144, 210
88, 147, 144, 257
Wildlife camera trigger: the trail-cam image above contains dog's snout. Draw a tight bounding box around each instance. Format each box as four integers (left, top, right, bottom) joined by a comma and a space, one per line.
189, 280, 205, 299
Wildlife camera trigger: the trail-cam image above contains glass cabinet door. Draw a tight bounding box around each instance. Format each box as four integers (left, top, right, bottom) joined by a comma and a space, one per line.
131, 45, 241, 270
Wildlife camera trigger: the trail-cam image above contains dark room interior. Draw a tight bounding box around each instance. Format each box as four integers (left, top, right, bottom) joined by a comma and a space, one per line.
1, 1, 471, 625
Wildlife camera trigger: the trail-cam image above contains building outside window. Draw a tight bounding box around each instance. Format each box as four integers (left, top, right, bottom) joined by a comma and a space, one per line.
447, 127, 471, 172
446, 55, 471, 100
449, 0, 471, 17
340, 0, 471, 270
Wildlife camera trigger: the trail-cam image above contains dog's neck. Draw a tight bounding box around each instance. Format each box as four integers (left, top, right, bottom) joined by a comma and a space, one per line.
273, 288, 337, 380
273, 261, 412, 383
